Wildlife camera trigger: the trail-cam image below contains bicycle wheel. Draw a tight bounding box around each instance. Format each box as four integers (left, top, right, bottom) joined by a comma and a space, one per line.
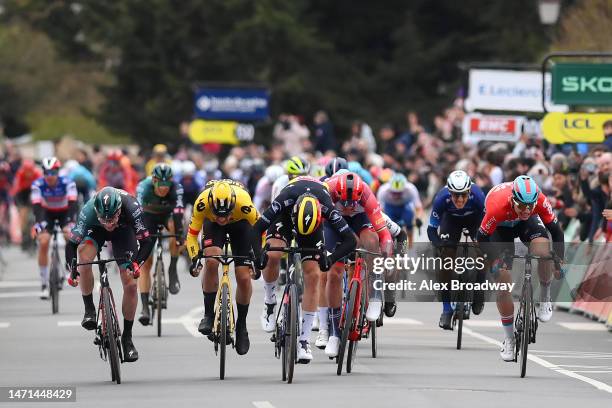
155, 260, 163, 337
348, 288, 367, 373
280, 302, 288, 382
286, 284, 298, 384
456, 301, 464, 350
520, 284, 531, 378
50, 249, 59, 314
371, 320, 377, 358
220, 284, 229, 380
103, 289, 121, 384
337, 283, 357, 376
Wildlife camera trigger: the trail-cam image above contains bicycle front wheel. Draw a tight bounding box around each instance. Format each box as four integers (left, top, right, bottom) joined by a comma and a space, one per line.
155, 260, 163, 337
220, 284, 229, 380
337, 283, 358, 376
456, 301, 464, 350
103, 289, 121, 384
520, 284, 531, 378
50, 253, 59, 314
286, 284, 298, 384
347, 288, 366, 373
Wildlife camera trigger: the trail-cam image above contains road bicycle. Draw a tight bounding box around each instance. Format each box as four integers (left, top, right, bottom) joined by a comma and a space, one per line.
48, 220, 63, 314
266, 245, 319, 384
149, 224, 180, 337
337, 248, 381, 376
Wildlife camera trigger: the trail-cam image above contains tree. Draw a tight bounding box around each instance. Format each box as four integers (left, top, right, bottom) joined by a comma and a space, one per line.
552, 0, 612, 51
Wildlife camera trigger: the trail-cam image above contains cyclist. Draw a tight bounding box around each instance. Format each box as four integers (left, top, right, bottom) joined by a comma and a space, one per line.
177, 160, 204, 207
187, 179, 258, 356
31, 158, 78, 299
65, 187, 154, 362
62, 160, 97, 203
10, 159, 42, 249
136, 163, 185, 326
251, 175, 357, 362
98, 150, 137, 195
476, 175, 565, 362
427, 170, 486, 330
270, 156, 310, 202
320, 171, 393, 357
145, 144, 172, 177
324, 157, 349, 180
0, 161, 11, 242
348, 161, 373, 185
253, 164, 284, 212
377, 172, 424, 248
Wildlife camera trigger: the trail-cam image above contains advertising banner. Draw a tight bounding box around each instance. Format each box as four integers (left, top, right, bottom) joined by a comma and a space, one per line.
551, 63, 612, 106
541, 112, 612, 144
465, 69, 568, 113
462, 114, 524, 144
188, 120, 255, 145
194, 87, 269, 121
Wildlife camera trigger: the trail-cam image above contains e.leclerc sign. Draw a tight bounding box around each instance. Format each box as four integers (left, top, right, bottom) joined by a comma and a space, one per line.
194, 87, 269, 121
551, 63, 612, 106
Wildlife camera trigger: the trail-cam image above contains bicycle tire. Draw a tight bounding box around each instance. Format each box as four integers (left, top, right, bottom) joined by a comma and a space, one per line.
50, 247, 59, 314
220, 283, 229, 380
337, 283, 357, 376
456, 301, 464, 350
520, 284, 531, 378
104, 289, 121, 384
280, 303, 288, 382
287, 284, 298, 384
155, 259, 163, 337
371, 320, 377, 358
348, 288, 366, 373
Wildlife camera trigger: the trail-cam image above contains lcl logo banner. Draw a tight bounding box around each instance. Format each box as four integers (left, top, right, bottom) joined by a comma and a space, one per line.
541, 112, 612, 144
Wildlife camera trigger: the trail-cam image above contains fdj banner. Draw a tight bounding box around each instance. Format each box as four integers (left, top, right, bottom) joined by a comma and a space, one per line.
188, 120, 255, 145
541, 112, 612, 144
552, 63, 612, 106
465, 69, 568, 113
194, 88, 269, 121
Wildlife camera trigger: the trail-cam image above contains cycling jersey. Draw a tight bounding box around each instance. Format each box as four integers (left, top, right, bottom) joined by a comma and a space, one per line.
63, 164, 96, 199
271, 174, 290, 201
31, 176, 78, 226
177, 175, 204, 206
376, 181, 422, 208
186, 179, 258, 259
252, 176, 356, 265
137, 177, 184, 215
326, 172, 393, 253
477, 182, 564, 259
65, 190, 153, 266
253, 176, 274, 212
10, 166, 42, 195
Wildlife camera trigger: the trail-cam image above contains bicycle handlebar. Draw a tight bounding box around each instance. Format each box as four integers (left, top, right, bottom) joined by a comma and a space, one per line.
353, 248, 382, 257
265, 246, 322, 255
151, 233, 182, 239
76, 258, 127, 267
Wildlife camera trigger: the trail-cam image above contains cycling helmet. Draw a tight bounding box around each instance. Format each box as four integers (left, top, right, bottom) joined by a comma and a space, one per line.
285, 156, 310, 176
335, 172, 365, 205
42, 157, 61, 172
389, 173, 407, 193
446, 170, 472, 194
264, 165, 284, 183
325, 157, 348, 177
379, 168, 394, 183
182, 161, 197, 177
94, 187, 122, 221
512, 175, 539, 205
107, 149, 123, 162
292, 193, 322, 235
207, 181, 236, 217
152, 163, 173, 183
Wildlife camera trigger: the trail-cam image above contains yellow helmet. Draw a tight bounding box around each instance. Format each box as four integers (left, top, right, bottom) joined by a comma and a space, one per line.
285, 156, 310, 177
292, 193, 322, 235
207, 181, 236, 217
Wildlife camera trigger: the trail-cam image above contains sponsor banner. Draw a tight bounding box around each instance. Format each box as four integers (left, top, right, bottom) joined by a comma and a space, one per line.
194, 87, 269, 121
462, 114, 524, 144
552, 63, 612, 106
465, 69, 568, 113
541, 112, 612, 144
188, 120, 255, 145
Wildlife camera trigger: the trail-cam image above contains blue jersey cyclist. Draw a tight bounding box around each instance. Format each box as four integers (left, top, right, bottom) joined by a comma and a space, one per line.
427, 170, 486, 329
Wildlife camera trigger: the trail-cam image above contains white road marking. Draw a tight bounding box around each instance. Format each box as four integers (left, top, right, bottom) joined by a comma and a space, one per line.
464, 320, 501, 328
180, 306, 204, 337
0, 322, 10, 328
252, 402, 276, 408
462, 327, 612, 394
58, 321, 82, 327
571, 370, 612, 373
383, 317, 423, 325
0, 280, 40, 288
557, 322, 607, 331
0, 290, 79, 299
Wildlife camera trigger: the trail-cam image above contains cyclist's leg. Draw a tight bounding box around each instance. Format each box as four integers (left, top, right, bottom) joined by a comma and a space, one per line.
519, 217, 553, 322
165, 216, 181, 294
322, 222, 342, 353
137, 214, 158, 324
76, 231, 104, 329
228, 220, 253, 354
436, 213, 462, 327
37, 222, 51, 297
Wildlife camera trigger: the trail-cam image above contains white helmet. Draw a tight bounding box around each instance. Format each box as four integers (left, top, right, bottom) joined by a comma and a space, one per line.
182, 161, 197, 177
42, 157, 61, 172
264, 165, 284, 183
446, 170, 472, 193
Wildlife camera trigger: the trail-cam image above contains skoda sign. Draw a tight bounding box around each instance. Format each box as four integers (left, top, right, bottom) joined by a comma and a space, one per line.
551, 63, 612, 106
194, 87, 270, 121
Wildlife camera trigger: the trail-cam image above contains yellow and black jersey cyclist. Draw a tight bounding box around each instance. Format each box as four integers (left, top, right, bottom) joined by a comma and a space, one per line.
186, 179, 258, 356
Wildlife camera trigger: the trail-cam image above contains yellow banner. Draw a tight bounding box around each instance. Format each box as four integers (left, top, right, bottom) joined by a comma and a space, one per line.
188, 120, 238, 145
542, 112, 612, 144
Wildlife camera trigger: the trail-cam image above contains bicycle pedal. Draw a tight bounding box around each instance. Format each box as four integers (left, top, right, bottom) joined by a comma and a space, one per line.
93, 336, 101, 346
270, 334, 276, 342
297, 359, 311, 365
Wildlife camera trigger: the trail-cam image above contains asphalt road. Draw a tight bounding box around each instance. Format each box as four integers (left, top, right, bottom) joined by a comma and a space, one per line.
1, 245, 611, 408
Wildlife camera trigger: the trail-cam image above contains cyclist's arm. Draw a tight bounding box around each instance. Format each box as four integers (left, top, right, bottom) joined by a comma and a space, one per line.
30, 180, 45, 223
537, 195, 565, 259
66, 180, 78, 222
327, 209, 357, 263
361, 186, 393, 255
251, 188, 290, 257
65, 207, 88, 268
406, 182, 423, 216
427, 190, 446, 245
186, 193, 207, 259
125, 195, 153, 264
171, 183, 185, 237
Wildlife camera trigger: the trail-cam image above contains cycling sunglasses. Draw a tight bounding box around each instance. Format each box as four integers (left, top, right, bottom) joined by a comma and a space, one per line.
44, 169, 59, 176
512, 198, 535, 211
451, 192, 469, 199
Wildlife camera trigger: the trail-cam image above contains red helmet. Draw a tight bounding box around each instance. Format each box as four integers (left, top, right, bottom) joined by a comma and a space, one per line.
335, 172, 364, 206
107, 149, 123, 161
21, 159, 35, 171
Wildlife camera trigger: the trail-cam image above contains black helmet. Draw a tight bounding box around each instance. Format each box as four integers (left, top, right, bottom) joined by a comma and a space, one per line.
152, 163, 173, 183
325, 157, 348, 177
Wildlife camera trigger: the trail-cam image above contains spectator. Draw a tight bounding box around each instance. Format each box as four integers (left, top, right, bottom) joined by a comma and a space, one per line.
603, 120, 612, 151
273, 114, 310, 156
313, 111, 336, 154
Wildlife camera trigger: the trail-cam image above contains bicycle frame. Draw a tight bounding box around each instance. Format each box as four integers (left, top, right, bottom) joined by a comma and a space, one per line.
212, 259, 235, 342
